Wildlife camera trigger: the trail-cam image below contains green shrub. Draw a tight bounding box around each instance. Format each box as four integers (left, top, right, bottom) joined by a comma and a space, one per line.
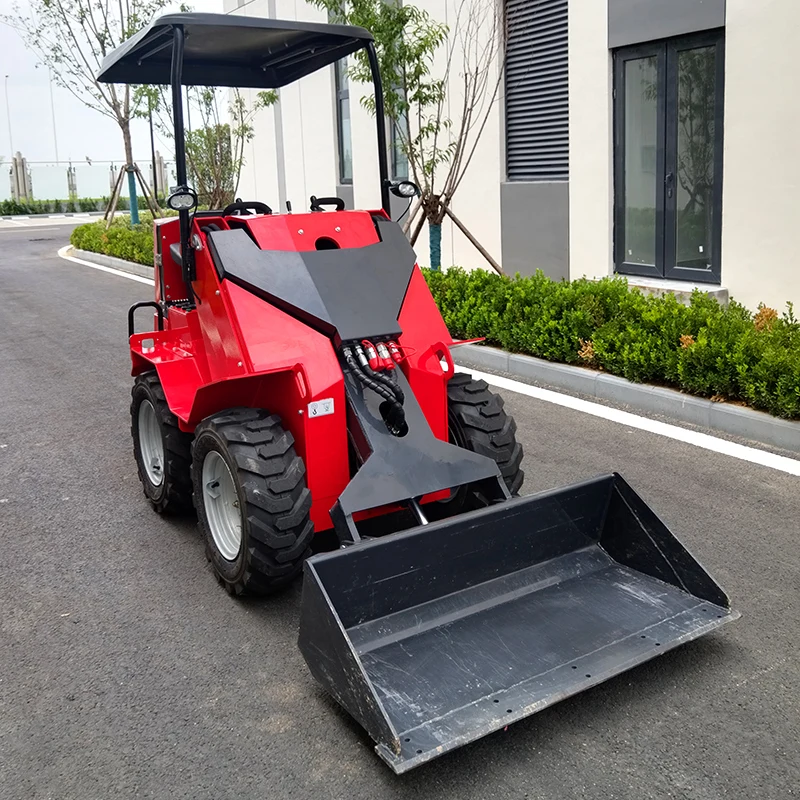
71, 213, 160, 266
0, 195, 154, 215
66, 225, 800, 418
423, 267, 800, 420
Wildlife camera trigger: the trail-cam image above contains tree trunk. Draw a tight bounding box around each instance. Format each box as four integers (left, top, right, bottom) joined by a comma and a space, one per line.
121, 119, 134, 168
429, 221, 442, 270
422, 194, 444, 270
120, 120, 139, 223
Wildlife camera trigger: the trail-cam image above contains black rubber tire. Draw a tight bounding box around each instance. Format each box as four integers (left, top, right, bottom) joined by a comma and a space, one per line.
447, 372, 524, 497
131, 371, 193, 514
191, 408, 313, 596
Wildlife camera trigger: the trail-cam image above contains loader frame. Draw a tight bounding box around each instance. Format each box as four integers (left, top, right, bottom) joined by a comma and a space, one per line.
98, 13, 739, 774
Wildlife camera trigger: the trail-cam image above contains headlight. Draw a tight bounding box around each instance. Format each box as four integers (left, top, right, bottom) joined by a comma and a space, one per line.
166, 188, 198, 211
389, 180, 420, 199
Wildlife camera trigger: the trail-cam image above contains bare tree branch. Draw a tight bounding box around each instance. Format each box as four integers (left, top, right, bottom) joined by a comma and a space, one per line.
4, 0, 174, 163
308, 0, 506, 270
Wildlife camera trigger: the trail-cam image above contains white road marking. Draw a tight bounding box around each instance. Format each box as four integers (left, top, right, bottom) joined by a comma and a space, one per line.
57, 245, 154, 286
458, 366, 800, 477
0, 227, 64, 234
0, 217, 92, 230
54, 243, 799, 476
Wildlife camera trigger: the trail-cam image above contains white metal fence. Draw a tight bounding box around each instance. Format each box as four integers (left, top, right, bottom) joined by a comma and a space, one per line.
2, 152, 178, 205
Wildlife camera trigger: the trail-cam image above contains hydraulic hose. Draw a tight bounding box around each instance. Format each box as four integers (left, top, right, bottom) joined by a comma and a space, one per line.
343, 347, 396, 404
355, 344, 405, 404
358, 342, 405, 404
368, 361, 404, 404
343, 347, 407, 434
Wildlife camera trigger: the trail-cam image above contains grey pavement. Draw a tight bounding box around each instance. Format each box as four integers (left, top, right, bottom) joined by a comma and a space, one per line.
0, 224, 798, 799
0, 216, 99, 230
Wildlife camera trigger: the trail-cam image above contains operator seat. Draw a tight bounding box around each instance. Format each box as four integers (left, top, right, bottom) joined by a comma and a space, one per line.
170, 223, 223, 267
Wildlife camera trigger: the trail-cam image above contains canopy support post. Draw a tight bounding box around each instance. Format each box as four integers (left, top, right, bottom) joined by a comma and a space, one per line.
366, 42, 390, 215
170, 25, 194, 293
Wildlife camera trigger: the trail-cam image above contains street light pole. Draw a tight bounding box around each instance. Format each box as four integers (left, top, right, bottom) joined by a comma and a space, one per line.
47, 68, 59, 163
4, 75, 14, 156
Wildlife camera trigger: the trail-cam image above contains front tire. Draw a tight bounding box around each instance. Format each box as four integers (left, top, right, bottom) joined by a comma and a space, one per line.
131, 371, 193, 513
192, 408, 313, 596
447, 372, 524, 499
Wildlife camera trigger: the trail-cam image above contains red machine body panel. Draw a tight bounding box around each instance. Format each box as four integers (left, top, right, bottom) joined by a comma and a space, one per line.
134, 210, 454, 531
396, 267, 454, 442
245, 209, 382, 251
154, 216, 189, 305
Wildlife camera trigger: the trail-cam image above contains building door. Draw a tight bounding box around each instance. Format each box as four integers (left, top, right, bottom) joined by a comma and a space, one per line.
614, 31, 724, 283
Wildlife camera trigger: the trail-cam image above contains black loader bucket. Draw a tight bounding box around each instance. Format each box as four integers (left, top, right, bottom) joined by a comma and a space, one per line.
298, 474, 738, 773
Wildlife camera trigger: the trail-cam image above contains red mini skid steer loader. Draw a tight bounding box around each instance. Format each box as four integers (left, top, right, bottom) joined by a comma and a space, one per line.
100, 13, 738, 773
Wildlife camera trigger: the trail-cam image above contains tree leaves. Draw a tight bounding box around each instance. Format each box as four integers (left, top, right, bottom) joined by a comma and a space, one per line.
133, 85, 276, 207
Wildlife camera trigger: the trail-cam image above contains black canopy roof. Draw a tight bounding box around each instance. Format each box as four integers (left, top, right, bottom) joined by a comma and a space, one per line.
96, 12, 373, 88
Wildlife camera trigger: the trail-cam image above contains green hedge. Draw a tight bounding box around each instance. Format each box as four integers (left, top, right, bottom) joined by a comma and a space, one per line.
70, 214, 160, 266
424, 267, 800, 420
0, 196, 152, 215
67, 218, 800, 420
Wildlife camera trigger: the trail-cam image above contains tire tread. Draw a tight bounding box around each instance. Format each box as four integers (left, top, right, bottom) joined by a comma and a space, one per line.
448, 372, 524, 495
131, 371, 193, 513
193, 408, 312, 595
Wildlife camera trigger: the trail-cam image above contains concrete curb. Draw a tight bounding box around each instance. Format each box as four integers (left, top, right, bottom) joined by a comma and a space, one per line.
69, 246, 154, 281
454, 343, 800, 453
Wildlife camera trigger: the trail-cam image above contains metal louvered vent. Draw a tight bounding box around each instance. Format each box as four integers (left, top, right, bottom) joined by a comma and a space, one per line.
505, 0, 569, 181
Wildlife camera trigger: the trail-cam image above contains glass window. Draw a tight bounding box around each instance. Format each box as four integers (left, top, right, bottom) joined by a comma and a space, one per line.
391, 113, 408, 179
675, 45, 717, 270
335, 58, 352, 184
614, 31, 724, 284
623, 56, 659, 266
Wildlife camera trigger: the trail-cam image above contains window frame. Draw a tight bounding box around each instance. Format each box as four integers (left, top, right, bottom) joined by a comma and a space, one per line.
613, 42, 667, 279
663, 31, 725, 283
613, 30, 725, 284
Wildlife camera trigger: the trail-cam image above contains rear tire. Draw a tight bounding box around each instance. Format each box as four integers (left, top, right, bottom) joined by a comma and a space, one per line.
131, 371, 193, 513
446, 372, 524, 498
191, 408, 313, 596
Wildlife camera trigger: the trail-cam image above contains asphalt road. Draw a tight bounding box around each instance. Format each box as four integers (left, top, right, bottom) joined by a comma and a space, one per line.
1, 224, 798, 800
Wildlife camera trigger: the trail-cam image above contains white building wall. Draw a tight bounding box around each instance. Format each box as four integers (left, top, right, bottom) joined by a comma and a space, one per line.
227, 0, 799, 311
406, 0, 503, 271
342, 0, 505, 270
568, 0, 613, 284
226, 0, 338, 214
228, 0, 503, 271
568, 0, 800, 310
721, 0, 800, 311
349, 87, 382, 211
439, 0, 504, 271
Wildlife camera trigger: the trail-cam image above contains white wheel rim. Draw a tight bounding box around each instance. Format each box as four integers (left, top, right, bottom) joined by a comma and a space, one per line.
202, 450, 242, 561
138, 400, 164, 487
